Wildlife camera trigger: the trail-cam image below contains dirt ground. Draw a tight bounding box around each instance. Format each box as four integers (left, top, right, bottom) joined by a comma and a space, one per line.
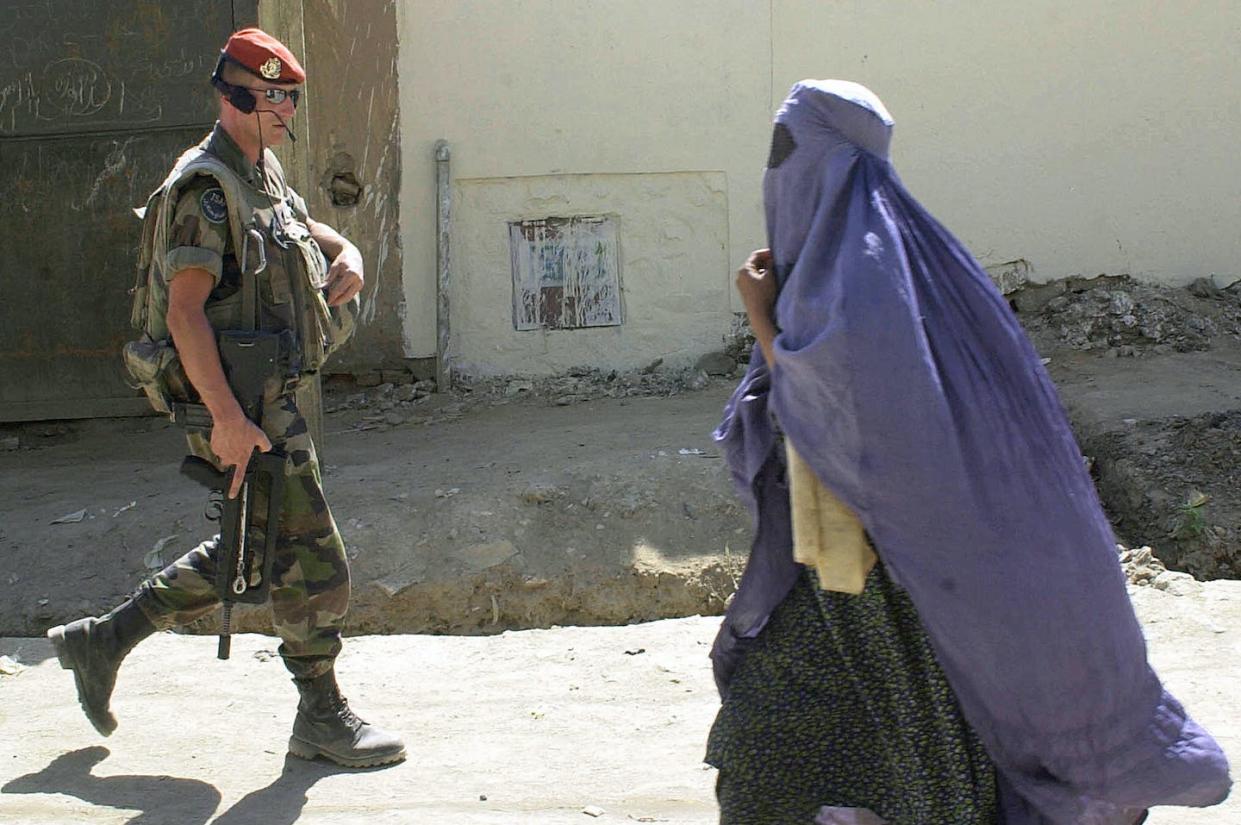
1018, 275, 1241, 580
2, 577, 1239, 825
4, 308, 1241, 637
0, 382, 750, 638
1, 274, 1240, 822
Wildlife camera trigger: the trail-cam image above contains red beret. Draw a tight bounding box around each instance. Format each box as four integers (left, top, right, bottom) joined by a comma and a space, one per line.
221, 28, 305, 84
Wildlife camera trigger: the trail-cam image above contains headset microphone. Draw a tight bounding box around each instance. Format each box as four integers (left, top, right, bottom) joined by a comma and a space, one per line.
271, 111, 297, 142
210, 52, 296, 140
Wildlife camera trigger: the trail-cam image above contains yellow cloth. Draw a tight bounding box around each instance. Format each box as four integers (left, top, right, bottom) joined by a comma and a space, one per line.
786, 441, 876, 594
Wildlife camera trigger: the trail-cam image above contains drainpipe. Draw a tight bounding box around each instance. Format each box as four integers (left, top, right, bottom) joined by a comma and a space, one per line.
434, 139, 451, 392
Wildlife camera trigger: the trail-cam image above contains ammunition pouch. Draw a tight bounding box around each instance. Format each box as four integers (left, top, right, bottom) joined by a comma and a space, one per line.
290, 234, 359, 373
125, 329, 301, 424
122, 334, 190, 416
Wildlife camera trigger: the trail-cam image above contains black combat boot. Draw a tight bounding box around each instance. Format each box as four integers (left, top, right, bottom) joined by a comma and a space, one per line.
289, 669, 406, 768
46, 596, 158, 736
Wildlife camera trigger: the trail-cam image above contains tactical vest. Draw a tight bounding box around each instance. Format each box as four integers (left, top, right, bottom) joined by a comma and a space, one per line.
124, 136, 358, 415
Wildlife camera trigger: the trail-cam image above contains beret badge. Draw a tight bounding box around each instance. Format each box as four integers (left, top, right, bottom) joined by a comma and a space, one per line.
259, 57, 282, 80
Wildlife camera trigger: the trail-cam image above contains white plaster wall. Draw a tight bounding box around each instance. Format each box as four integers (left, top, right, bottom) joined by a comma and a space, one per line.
396, 0, 771, 365
771, 0, 1241, 287
397, 0, 1241, 368
452, 172, 729, 375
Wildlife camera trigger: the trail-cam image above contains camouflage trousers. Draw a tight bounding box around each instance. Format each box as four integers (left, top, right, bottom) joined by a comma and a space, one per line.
137, 390, 349, 680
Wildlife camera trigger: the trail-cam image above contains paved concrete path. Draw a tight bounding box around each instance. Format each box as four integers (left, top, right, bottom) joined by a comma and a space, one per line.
2, 581, 1238, 824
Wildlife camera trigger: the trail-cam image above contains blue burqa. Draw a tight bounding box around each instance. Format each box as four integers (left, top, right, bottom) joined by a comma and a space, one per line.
711, 80, 1231, 824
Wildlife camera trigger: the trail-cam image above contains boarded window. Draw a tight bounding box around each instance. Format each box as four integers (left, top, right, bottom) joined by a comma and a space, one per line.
509, 216, 622, 330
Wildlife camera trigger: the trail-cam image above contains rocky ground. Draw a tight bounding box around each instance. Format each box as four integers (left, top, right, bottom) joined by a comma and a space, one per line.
1010, 274, 1241, 579
0, 382, 749, 638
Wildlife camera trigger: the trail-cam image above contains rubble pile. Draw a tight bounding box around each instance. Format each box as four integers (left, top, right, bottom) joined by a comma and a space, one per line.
1117, 544, 1202, 596
455, 358, 742, 407
324, 378, 437, 414
329, 354, 748, 419
321, 353, 748, 433
1015, 275, 1241, 356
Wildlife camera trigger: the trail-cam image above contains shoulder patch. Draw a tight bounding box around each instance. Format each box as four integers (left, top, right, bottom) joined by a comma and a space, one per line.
199, 188, 228, 225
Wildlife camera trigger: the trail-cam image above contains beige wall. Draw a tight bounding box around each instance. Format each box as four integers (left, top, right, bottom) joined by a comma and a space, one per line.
398, 0, 1241, 371
453, 172, 729, 375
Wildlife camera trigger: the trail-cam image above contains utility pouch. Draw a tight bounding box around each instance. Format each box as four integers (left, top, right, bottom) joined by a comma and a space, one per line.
121, 334, 188, 416
289, 234, 358, 371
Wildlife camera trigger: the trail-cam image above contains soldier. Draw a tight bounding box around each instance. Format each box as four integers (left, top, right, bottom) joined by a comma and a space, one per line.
46, 28, 405, 769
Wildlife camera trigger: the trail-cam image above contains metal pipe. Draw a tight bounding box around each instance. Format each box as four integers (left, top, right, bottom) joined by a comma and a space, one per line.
434, 139, 451, 392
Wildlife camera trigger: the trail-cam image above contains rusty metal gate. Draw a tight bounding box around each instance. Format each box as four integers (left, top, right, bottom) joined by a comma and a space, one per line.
0, 0, 256, 421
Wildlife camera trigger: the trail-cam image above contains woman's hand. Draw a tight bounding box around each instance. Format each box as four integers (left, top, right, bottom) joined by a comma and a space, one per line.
735, 248, 777, 321
735, 248, 779, 368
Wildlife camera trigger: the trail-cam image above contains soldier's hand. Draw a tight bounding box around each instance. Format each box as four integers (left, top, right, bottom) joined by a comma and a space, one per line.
209, 414, 273, 499
325, 246, 364, 307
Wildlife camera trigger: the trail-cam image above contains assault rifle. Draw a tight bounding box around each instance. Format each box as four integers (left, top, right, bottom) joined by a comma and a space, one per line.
177, 331, 289, 660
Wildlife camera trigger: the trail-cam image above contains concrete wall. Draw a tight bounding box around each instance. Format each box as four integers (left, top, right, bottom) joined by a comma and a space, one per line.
771, 0, 1241, 290
397, 0, 769, 374
264, 0, 408, 374
453, 172, 729, 375
397, 0, 1241, 374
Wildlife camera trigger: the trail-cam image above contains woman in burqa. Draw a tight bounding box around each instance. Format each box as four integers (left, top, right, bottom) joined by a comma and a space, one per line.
705, 80, 1231, 825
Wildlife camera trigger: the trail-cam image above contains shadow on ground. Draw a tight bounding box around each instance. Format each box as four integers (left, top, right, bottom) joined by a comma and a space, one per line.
2, 746, 393, 825
211, 754, 397, 825
2, 746, 220, 824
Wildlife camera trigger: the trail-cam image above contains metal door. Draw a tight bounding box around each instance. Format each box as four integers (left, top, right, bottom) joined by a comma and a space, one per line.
0, 0, 256, 421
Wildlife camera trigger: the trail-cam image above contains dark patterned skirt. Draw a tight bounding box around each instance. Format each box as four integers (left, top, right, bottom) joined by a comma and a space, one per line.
705, 565, 998, 825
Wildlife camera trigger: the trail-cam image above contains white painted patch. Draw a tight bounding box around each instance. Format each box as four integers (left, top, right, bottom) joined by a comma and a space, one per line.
449, 171, 730, 376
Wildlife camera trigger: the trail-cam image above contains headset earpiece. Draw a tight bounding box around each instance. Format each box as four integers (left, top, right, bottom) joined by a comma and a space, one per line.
210, 53, 257, 114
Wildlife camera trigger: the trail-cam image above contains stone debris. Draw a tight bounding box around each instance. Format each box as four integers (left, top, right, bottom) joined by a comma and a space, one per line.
1153, 570, 1203, 597
722, 313, 755, 366
695, 351, 737, 376
984, 258, 1033, 295
505, 380, 535, 396
1116, 543, 1205, 597
337, 362, 745, 415
519, 484, 561, 504
328, 378, 436, 414
1116, 543, 1206, 595
1119, 544, 1166, 585
325, 344, 752, 417
1015, 274, 1241, 356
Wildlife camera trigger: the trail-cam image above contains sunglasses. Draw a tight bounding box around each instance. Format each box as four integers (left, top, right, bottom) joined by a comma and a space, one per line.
245, 87, 302, 107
